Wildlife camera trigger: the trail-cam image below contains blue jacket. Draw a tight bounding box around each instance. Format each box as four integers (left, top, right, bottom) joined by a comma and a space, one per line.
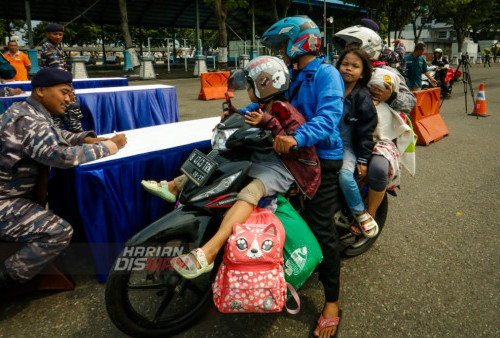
288, 56, 344, 160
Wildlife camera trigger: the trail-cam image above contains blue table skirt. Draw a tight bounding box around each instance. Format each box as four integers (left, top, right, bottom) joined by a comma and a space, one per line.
0, 77, 128, 92
0, 86, 179, 134
77, 86, 179, 134
48, 140, 211, 281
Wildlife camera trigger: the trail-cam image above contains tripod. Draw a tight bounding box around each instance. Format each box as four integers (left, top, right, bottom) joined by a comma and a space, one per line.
443, 55, 476, 117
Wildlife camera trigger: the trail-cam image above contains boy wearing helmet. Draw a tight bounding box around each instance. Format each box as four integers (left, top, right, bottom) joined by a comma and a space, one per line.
262, 15, 344, 338
431, 48, 450, 97
142, 56, 321, 282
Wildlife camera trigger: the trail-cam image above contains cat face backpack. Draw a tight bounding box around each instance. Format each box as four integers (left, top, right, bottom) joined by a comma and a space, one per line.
212, 208, 299, 313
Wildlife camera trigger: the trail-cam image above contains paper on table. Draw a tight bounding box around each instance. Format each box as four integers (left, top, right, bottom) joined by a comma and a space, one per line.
82, 116, 220, 165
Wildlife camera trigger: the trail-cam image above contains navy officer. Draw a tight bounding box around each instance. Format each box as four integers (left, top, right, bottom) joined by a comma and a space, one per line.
0, 68, 126, 289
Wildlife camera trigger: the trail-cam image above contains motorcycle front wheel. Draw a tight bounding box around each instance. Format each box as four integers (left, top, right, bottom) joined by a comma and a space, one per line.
105, 238, 214, 337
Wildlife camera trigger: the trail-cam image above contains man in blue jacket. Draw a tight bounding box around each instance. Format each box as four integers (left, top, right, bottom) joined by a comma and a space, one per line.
262, 16, 344, 338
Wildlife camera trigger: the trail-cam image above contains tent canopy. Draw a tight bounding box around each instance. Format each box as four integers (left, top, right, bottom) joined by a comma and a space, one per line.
2, 0, 360, 31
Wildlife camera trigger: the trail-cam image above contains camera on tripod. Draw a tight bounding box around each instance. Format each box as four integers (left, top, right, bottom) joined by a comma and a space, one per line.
460, 54, 470, 65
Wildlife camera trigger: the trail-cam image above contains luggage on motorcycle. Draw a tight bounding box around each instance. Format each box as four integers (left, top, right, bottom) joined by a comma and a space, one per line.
274, 194, 323, 294
212, 207, 299, 313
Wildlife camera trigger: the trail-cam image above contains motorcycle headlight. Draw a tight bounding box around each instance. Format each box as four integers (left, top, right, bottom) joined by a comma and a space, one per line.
211, 128, 238, 151
189, 171, 242, 202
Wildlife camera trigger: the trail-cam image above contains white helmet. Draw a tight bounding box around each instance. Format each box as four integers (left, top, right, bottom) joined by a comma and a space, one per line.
334, 25, 382, 60
434, 48, 443, 54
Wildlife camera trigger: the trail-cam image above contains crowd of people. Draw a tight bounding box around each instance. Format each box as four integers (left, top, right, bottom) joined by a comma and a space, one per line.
0, 14, 458, 337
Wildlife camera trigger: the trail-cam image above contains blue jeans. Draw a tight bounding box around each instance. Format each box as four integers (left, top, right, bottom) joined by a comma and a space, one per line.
339, 147, 365, 215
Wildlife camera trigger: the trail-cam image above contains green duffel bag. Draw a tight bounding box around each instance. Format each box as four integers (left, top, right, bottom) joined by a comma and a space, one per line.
274, 194, 323, 293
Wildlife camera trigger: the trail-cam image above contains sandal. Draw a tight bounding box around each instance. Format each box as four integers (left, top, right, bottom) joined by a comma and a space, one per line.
352, 211, 379, 238
315, 310, 342, 338
141, 180, 176, 202
172, 248, 214, 279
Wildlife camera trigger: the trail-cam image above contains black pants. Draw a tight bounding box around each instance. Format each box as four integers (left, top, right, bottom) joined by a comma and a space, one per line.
304, 158, 342, 302
436, 69, 448, 95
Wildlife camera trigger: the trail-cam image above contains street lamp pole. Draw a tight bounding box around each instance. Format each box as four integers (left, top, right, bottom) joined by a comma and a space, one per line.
323, 0, 327, 48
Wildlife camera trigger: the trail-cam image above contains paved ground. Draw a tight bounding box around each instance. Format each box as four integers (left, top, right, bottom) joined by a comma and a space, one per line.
1, 61, 499, 337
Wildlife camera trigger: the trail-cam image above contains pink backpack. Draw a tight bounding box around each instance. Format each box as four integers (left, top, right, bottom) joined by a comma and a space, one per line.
212, 208, 299, 313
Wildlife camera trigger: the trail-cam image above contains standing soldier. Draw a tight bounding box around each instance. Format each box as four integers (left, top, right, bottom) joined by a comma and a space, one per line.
0, 68, 127, 290
40, 23, 85, 132
40, 23, 68, 71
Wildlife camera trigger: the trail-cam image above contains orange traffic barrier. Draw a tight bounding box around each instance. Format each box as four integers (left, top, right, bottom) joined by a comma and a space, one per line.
198, 72, 234, 100
470, 83, 488, 117
409, 87, 450, 146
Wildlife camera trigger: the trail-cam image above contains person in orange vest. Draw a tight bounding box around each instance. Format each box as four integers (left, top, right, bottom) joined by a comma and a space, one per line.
3, 41, 31, 81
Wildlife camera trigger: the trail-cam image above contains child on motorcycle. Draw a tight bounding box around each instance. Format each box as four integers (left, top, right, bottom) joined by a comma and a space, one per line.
336, 47, 379, 238
141, 56, 321, 279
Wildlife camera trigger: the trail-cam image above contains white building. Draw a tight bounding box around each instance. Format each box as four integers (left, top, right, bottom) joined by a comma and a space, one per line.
391, 18, 478, 60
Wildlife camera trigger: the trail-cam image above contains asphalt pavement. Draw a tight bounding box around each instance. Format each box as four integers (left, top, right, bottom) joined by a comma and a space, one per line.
0, 61, 499, 337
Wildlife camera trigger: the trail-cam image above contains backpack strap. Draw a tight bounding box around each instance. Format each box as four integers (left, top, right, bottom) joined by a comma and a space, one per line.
285, 282, 301, 314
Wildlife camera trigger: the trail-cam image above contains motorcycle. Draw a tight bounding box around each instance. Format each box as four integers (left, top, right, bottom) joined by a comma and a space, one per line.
105, 109, 389, 337
421, 64, 462, 96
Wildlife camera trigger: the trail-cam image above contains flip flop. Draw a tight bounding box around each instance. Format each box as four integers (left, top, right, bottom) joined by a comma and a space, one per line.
315, 309, 342, 338
353, 211, 379, 238
141, 180, 176, 202
172, 248, 214, 280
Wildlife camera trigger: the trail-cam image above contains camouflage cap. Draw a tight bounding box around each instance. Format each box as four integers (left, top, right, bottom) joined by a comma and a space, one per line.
31, 68, 72, 88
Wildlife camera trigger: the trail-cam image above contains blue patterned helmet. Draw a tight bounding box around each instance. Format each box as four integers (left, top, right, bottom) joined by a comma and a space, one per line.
261, 16, 321, 60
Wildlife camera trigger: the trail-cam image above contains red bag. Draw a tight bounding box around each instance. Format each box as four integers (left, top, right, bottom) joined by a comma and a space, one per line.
212, 208, 299, 313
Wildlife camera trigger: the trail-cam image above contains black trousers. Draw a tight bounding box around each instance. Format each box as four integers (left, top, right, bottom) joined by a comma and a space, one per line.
304, 158, 342, 302
437, 69, 448, 95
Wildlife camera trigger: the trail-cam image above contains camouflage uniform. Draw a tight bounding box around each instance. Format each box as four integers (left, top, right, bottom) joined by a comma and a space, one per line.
0, 88, 13, 97
40, 39, 68, 71
0, 97, 110, 282
52, 101, 84, 132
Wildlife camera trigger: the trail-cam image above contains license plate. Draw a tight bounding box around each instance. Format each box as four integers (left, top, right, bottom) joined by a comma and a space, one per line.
180, 149, 218, 186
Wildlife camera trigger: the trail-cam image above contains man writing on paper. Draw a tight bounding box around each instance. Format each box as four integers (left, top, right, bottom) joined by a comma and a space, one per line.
0, 68, 126, 290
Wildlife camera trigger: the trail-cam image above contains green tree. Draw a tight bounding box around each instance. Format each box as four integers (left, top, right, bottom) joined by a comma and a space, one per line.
0, 20, 27, 44
407, 0, 439, 45
205, 0, 248, 69
434, 0, 496, 53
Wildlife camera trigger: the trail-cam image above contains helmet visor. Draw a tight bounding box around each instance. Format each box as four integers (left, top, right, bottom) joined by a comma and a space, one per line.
227, 69, 249, 92
261, 34, 288, 51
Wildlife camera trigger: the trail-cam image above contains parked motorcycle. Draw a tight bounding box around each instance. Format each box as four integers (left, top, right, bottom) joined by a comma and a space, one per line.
105, 112, 388, 337
422, 65, 462, 96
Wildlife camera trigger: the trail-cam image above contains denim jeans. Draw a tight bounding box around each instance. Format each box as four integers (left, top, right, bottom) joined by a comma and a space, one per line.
339, 146, 365, 215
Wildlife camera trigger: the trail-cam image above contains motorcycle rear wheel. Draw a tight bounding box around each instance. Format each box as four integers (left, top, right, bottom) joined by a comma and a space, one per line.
341, 193, 388, 257
105, 238, 214, 337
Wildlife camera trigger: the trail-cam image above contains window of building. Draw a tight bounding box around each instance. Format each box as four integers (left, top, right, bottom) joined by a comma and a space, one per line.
439, 31, 448, 39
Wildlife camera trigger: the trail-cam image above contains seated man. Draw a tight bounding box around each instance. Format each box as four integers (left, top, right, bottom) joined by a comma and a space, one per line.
431, 48, 450, 98
0, 68, 127, 290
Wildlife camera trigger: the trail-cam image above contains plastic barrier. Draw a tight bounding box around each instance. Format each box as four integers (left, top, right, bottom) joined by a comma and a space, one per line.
198, 72, 234, 100
409, 87, 450, 146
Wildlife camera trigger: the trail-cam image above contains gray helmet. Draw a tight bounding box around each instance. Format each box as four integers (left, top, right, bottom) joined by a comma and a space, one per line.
434, 48, 443, 54
228, 56, 289, 102
334, 25, 382, 60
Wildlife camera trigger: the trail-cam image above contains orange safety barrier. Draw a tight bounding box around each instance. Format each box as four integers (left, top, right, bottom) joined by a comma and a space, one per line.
198, 72, 234, 100
409, 87, 450, 146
